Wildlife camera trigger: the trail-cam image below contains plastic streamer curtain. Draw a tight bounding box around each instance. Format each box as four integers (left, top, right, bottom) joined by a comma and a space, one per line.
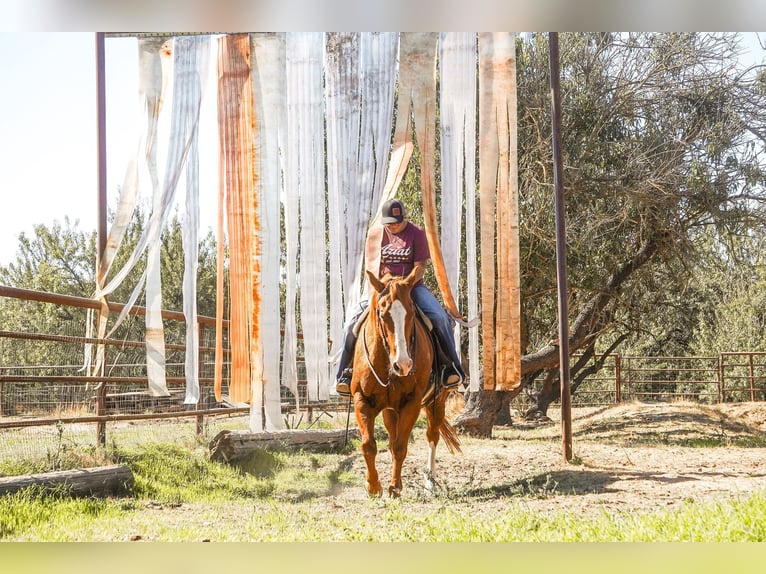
439, 33, 480, 391
478, 33, 521, 391
97, 31, 521, 414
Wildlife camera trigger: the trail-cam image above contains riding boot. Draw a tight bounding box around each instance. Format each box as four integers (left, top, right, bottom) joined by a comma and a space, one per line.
335, 367, 353, 397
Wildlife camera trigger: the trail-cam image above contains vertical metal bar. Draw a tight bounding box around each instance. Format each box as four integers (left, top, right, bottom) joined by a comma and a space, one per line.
196, 320, 204, 436
749, 353, 755, 402
95, 32, 108, 275
719, 354, 724, 403
95, 32, 108, 447
548, 33, 572, 462
615, 354, 622, 403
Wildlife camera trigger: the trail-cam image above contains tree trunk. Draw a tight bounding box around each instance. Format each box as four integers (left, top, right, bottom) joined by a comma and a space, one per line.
0, 464, 133, 497
526, 334, 628, 419
524, 370, 557, 420
454, 389, 520, 437
493, 393, 515, 426
459, 238, 660, 436
209, 428, 359, 463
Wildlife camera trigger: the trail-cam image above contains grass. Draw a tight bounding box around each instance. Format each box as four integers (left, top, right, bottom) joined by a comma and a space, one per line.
2, 403, 766, 541
0, 435, 765, 541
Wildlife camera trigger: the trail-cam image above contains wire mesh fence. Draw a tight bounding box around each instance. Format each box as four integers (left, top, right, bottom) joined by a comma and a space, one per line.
2, 285, 766, 473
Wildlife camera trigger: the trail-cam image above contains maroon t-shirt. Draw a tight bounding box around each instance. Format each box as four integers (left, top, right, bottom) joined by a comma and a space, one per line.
379, 222, 430, 283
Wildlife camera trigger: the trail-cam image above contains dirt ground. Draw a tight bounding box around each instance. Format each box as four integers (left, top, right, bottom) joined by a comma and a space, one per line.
337, 400, 766, 514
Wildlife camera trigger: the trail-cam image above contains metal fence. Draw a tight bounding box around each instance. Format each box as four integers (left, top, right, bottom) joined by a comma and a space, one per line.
0, 285, 346, 462
2, 285, 765, 459
514, 352, 766, 410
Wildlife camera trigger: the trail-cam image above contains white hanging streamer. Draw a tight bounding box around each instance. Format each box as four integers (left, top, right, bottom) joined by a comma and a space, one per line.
325, 33, 361, 364
288, 33, 330, 402
251, 32, 287, 431
440, 33, 479, 391
180, 35, 211, 404
89, 37, 169, 386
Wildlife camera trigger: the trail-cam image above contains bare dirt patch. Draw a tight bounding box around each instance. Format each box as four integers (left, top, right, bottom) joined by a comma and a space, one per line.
33, 400, 765, 541
339, 401, 766, 514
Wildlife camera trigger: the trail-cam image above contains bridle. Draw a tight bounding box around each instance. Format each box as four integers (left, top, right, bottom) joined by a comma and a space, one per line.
362, 281, 417, 388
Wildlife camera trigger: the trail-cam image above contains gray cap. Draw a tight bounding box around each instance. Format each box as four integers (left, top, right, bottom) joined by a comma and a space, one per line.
381, 199, 405, 224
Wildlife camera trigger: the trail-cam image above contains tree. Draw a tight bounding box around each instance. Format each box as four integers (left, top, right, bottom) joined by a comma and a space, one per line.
456, 33, 766, 436
0, 217, 96, 371
0, 210, 220, 370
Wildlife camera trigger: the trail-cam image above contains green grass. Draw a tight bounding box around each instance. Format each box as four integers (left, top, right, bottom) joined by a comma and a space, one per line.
0, 438, 765, 541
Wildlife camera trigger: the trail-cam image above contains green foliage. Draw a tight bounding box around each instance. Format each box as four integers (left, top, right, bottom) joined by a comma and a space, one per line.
0, 208, 220, 372
517, 33, 766, 357
692, 237, 766, 355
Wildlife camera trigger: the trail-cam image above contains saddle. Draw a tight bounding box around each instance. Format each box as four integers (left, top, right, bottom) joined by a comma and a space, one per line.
414, 306, 459, 404
350, 303, 456, 405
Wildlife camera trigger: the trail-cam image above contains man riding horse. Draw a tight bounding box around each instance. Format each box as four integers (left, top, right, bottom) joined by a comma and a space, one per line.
335, 198, 466, 396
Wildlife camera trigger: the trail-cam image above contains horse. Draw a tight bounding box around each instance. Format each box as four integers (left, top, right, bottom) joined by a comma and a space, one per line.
350, 268, 461, 497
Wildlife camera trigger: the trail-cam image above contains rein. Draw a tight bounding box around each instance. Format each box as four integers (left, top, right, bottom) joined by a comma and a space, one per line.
362, 293, 419, 389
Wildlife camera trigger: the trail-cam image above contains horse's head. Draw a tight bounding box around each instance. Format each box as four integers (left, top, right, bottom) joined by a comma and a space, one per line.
366, 269, 419, 378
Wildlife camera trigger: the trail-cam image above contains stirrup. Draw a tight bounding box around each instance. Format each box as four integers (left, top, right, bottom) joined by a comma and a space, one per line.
442, 365, 463, 389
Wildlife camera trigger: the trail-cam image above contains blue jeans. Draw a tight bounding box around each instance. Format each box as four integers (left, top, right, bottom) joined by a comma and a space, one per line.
335, 284, 465, 380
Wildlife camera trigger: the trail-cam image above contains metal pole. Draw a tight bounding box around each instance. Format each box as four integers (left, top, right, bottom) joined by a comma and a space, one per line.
548, 33, 572, 462
95, 32, 108, 447
95, 33, 108, 274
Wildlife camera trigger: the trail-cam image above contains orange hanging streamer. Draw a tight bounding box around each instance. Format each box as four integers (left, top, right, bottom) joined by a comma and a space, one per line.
215, 34, 258, 404
479, 33, 521, 391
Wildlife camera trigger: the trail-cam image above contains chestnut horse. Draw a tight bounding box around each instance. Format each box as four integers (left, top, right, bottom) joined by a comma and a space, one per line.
350, 269, 461, 497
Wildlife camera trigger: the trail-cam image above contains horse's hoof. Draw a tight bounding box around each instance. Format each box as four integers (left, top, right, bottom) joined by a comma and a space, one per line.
366, 482, 383, 497
388, 486, 402, 498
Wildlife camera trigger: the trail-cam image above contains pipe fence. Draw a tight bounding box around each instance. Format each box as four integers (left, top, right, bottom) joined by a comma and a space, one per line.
2, 285, 764, 463
0, 286, 346, 464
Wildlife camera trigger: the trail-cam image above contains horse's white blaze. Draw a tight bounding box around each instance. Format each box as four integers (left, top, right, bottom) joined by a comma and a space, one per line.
389, 299, 412, 374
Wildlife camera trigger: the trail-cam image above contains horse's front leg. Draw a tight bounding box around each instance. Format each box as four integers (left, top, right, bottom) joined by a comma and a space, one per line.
381, 408, 401, 497
385, 398, 421, 498
354, 398, 382, 497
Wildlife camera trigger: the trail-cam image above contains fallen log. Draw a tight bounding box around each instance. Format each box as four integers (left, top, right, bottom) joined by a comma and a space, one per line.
209, 428, 359, 463
0, 464, 133, 497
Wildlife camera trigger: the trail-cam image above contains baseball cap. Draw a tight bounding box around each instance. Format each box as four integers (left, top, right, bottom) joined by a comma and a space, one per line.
381, 199, 405, 224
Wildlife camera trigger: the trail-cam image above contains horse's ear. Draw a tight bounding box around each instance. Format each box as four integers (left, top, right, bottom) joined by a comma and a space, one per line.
367, 270, 386, 294
403, 267, 419, 288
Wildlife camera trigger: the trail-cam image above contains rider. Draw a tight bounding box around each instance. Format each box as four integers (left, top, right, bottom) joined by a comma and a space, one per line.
334, 198, 466, 396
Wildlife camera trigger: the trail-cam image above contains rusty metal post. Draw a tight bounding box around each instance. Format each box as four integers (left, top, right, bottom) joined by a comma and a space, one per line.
549, 33, 572, 462
719, 354, 725, 403
95, 32, 108, 447
96, 32, 108, 278
748, 353, 755, 402
196, 320, 204, 436
615, 354, 622, 403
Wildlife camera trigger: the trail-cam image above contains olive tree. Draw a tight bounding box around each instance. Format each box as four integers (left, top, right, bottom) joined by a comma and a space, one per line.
456, 32, 766, 435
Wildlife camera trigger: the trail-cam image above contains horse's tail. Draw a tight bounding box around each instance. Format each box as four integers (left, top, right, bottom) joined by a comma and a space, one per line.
439, 419, 462, 455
